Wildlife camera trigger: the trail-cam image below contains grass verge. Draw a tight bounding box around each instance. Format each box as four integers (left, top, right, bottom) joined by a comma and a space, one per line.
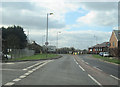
92, 55, 120, 64
8, 54, 60, 61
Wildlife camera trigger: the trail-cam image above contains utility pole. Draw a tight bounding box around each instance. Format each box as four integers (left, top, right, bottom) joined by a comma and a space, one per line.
45, 13, 53, 58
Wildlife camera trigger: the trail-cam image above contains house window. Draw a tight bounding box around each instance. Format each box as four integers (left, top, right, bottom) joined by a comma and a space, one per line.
113, 42, 115, 46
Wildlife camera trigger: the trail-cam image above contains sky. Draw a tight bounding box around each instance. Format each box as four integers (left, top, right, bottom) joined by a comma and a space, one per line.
0, 0, 119, 50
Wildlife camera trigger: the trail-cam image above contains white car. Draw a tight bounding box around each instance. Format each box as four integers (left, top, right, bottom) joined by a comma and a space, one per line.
103, 52, 109, 57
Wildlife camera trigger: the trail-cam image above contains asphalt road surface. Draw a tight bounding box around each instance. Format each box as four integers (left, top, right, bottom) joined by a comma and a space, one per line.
1, 54, 120, 86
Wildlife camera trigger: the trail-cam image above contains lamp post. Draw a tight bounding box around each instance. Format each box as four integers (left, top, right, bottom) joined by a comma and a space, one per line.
56, 31, 61, 54
45, 13, 53, 58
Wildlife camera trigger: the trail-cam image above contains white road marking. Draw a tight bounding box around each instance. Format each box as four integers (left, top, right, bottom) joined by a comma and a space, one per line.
1, 69, 22, 71
23, 69, 27, 71
32, 68, 37, 71
88, 74, 102, 86
24, 73, 30, 76
79, 65, 85, 71
4, 82, 15, 86
3, 63, 14, 65
85, 62, 89, 65
110, 75, 120, 80
93, 66, 102, 71
74, 59, 76, 61
22, 61, 44, 71
4, 60, 52, 86
19, 75, 26, 79
13, 78, 21, 82
28, 70, 33, 73
81, 60, 84, 62
74, 59, 76, 62
76, 62, 78, 65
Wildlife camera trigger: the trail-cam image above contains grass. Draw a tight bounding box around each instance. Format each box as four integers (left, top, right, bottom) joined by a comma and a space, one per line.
8, 54, 59, 61
92, 54, 120, 64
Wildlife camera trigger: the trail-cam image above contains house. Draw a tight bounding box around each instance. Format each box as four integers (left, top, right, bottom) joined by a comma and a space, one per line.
88, 42, 110, 54
109, 30, 120, 57
42, 45, 56, 53
109, 30, 120, 48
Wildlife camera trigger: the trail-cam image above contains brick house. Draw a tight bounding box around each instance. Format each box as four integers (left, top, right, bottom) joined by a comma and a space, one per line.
109, 30, 120, 57
88, 42, 110, 54
109, 30, 120, 48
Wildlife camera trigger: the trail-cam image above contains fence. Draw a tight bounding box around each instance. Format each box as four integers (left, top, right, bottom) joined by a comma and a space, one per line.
11, 48, 35, 58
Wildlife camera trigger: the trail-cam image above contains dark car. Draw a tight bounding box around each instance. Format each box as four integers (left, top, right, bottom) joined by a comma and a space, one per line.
99, 52, 104, 56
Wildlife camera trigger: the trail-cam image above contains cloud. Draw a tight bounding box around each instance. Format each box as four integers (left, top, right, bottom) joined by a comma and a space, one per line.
28, 29, 111, 49
1, 2, 68, 30
1, 1, 115, 49
76, 2, 118, 27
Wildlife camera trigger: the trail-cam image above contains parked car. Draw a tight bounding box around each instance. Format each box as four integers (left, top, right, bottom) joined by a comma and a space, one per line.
99, 52, 104, 56
103, 52, 109, 57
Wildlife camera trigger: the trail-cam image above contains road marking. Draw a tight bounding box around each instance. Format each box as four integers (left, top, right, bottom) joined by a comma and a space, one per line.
4, 82, 15, 86
13, 78, 21, 82
3, 63, 15, 65
76, 62, 78, 65
81, 60, 84, 62
22, 61, 44, 71
93, 66, 102, 71
88, 74, 102, 86
3, 60, 52, 86
24, 73, 30, 76
85, 62, 89, 65
19, 75, 26, 79
23, 69, 27, 71
28, 70, 34, 73
110, 75, 120, 80
74, 59, 76, 62
0, 69, 22, 71
32, 68, 37, 71
79, 65, 85, 71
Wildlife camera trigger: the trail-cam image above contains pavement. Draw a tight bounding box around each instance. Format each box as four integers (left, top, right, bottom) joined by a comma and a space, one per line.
1, 54, 120, 86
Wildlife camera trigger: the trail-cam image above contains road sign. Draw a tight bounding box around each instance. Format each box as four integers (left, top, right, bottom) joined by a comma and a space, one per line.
45, 42, 49, 45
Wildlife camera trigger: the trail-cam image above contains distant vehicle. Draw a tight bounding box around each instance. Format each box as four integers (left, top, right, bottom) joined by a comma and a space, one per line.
103, 52, 109, 57
99, 52, 104, 56
3, 54, 12, 59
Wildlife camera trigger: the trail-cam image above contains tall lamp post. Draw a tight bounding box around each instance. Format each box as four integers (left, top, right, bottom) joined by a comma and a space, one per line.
45, 13, 53, 58
56, 31, 61, 54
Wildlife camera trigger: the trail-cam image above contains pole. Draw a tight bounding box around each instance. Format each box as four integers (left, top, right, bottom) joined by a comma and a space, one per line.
46, 13, 48, 58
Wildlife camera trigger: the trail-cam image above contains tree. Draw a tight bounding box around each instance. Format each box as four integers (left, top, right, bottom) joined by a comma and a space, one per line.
2, 25, 27, 54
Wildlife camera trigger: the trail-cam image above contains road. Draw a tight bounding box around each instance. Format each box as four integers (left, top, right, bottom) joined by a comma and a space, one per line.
1, 54, 120, 86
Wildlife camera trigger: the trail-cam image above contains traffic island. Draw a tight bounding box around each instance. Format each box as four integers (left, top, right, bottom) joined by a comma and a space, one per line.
3, 54, 62, 62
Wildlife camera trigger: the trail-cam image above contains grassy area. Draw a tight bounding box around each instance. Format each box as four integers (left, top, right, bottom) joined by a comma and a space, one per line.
8, 54, 59, 61
92, 55, 120, 64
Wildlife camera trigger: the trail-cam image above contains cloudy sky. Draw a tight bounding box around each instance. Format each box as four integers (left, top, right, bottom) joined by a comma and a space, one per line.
0, 0, 119, 50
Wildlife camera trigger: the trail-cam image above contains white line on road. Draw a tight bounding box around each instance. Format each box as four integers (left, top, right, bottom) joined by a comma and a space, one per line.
3, 63, 15, 65
24, 73, 31, 76
4, 82, 15, 86
81, 60, 84, 62
76, 62, 78, 65
79, 65, 85, 71
22, 61, 44, 71
110, 75, 120, 80
85, 62, 89, 65
13, 78, 21, 82
19, 75, 26, 79
88, 74, 102, 86
74, 59, 76, 62
93, 66, 102, 71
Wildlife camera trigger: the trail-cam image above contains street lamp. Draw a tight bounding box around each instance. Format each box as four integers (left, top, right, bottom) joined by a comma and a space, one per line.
56, 31, 61, 54
45, 13, 53, 58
